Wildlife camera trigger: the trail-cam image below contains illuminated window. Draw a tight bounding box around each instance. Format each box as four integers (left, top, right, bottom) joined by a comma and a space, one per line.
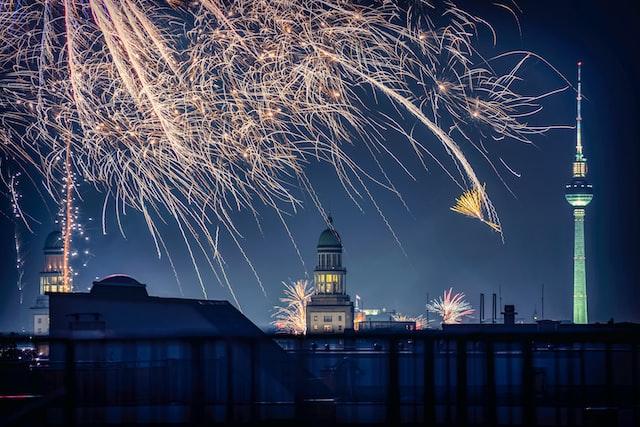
326, 283, 332, 293
314, 325, 319, 330
324, 325, 332, 332
313, 316, 317, 321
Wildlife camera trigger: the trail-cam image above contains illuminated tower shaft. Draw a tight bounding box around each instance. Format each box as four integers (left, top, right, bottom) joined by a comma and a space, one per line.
62, 138, 73, 291
572, 208, 587, 323
565, 62, 593, 324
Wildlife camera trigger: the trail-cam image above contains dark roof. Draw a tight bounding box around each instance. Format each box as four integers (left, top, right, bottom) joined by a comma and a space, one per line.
93, 274, 144, 287
318, 227, 342, 248
44, 230, 63, 250
317, 216, 342, 249
52, 278, 263, 337
90, 274, 148, 298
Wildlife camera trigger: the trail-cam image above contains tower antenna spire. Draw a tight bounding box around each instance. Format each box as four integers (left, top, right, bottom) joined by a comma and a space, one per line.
576, 61, 583, 160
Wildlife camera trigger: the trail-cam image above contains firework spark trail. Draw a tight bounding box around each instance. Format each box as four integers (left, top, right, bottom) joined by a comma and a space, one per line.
10, 176, 27, 304
1, 1, 563, 301
14, 231, 25, 304
272, 279, 314, 334
427, 287, 474, 324
62, 135, 74, 290
0, 169, 30, 303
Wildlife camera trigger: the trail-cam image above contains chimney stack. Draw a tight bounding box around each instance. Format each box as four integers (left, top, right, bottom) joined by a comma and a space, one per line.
492, 293, 497, 324
502, 305, 517, 325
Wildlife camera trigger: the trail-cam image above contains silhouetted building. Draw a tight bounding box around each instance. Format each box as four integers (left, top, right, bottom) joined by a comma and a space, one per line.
49, 274, 264, 338
42, 274, 332, 424
306, 218, 354, 333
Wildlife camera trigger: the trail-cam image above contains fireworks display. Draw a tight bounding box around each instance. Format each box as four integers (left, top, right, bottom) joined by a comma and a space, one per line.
1, 1, 562, 299
427, 287, 474, 324
272, 279, 314, 334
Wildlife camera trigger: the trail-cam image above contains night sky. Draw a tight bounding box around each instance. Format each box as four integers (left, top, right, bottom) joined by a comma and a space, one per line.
1, 0, 639, 331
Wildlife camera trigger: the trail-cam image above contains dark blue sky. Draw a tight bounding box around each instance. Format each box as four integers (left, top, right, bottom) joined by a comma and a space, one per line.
1, 0, 639, 331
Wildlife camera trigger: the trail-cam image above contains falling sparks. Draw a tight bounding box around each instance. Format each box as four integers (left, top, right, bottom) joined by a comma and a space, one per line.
272, 279, 314, 334
1, 169, 31, 304
427, 288, 474, 324
53, 157, 93, 290
0, 1, 562, 300
62, 137, 74, 290
451, 185, 501, 232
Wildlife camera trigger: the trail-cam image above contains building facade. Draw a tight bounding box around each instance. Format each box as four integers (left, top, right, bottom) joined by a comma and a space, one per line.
306, 218, 354, 333
31, 230, 71, 335
565, 62, 593, 324
355, 308, 417, 331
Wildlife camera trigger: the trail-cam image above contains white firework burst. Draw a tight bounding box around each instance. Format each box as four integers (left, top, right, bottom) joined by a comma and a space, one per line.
272, 279, 314, 334
427, 288, 474, 324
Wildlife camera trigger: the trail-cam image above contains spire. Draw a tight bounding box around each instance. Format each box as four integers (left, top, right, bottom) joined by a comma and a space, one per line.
576, 61, 583, 160
572, 61, 587, 178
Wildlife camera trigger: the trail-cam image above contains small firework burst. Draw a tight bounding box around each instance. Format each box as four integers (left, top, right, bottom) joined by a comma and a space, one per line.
451, 185, 501, 232
272, 279, 314, 334
427, 288, 474, 324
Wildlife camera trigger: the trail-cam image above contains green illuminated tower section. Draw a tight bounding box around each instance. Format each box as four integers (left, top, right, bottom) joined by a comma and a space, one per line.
565, 62, 593, 324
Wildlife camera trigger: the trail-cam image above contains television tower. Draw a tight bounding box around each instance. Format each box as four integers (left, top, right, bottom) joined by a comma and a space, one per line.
565, 62, 593, 324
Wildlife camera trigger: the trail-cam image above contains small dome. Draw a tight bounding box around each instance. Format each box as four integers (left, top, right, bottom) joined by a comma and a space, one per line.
317, 217, 342, 248
93, 274, 144, 287
44, 230, 63, 250
90, 274, 148, 297
318, 228, 341, 248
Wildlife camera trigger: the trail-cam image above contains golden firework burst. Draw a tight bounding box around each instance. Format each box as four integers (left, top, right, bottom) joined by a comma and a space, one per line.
451, 185, 501, 233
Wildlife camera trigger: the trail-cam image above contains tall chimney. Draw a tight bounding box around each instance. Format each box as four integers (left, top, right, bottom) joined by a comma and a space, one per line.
492, 293, 497, 324
480, 293, 485, 324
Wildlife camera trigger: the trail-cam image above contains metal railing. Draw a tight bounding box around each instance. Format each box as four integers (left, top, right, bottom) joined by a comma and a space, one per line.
0, 327, 638, 426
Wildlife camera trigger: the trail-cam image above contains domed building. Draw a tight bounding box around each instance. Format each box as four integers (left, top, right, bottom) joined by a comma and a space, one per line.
306, 217, 354, 333
32, 229, 72, 335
